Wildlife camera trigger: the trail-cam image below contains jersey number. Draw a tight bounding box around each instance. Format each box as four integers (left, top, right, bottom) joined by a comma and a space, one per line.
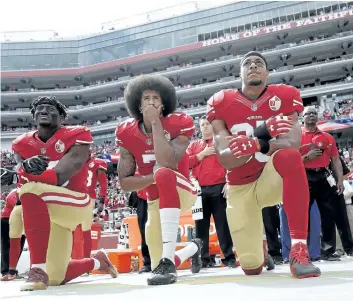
142, 154, 156, 164
87, 170, 93, 187
230, 121, 269, 163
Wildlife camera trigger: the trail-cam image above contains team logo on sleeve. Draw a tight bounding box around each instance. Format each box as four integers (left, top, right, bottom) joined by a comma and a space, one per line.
89, 162, 95, 168
55, 140, 65, 153
269, 96, 282, 111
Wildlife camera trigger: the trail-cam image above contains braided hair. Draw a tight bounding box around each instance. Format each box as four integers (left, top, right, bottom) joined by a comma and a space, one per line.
29, 96, 68, 119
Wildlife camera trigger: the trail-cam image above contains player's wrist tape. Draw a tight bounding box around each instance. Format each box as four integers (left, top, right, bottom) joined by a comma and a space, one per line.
19, 168, 58, 186
258, 139, 270, 154
254, 122, 272, 141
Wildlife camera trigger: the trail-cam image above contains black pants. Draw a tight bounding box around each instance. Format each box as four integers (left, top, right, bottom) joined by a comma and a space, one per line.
307, 174, 344, 255
136, 197, 151, 267
262, 206, 282, 258
1, 218, 26, 275
195, 183, 235, 264
331, 188, 353, 253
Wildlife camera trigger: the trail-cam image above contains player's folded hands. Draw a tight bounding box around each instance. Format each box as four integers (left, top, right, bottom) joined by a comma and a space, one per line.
225, 135, 260, 158
21, 155, 50, 175
265, 114, 294, 138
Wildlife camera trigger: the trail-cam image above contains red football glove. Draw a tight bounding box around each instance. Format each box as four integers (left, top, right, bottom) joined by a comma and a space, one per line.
266, 115, 294, 138
255, 114, 293, 140
312, 134, 330, 150
225, 135, 260, 158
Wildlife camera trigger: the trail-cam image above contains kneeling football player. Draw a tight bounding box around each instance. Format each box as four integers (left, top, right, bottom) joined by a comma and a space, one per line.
5, 96, 118, 291
116, 75, 203, 285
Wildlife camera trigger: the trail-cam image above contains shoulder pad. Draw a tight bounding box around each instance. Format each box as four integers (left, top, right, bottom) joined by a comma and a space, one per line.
12, 131, 35, 153
208, 90, 225, 107
115, 119, 137, 146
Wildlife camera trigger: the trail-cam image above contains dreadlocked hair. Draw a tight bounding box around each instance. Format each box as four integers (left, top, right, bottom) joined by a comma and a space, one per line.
124, 75, 177, 121
30, 96, 68, 119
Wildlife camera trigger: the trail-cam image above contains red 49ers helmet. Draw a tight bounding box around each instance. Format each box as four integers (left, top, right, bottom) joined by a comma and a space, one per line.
312, 133, 330, 150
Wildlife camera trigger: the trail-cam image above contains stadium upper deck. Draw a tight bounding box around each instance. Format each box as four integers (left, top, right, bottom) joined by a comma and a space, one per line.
1, 1, 352, 74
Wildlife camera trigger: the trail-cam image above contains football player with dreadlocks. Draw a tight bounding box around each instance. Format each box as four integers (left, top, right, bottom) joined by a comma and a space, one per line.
2, 96, 117, 291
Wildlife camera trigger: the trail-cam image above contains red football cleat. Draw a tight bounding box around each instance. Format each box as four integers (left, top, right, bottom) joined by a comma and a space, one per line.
289, 242, 321, 279
20, 268, 49, 291
1, 273, 17, 281
93, 250, 118, 278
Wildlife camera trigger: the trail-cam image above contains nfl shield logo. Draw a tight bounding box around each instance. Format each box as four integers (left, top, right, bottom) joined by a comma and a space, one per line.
269, 96, 282, 111
251, 104, 258, 111
146, 139, 152, 145
41, 148, 46, 155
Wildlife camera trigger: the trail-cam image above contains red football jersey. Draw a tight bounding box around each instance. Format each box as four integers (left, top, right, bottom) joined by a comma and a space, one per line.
1, 189, 17, 219
86, 157, 108, 199
116, 112, 195, 201
207, 85, 304, 185
12, 126, 93, 193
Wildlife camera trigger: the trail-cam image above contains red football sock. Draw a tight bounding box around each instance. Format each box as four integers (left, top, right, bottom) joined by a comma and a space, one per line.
174, 255, 181, 268
61, 258, 94, 284
154, 167, 180, 209
83, 231, 92, 258
9, 238, 21, 269
20, 193, 50, 265
272, 149, 309, 240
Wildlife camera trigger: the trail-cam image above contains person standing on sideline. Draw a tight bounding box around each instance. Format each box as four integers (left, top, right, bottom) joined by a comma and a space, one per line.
300, 106, 344, 261
187, 116, 236, 268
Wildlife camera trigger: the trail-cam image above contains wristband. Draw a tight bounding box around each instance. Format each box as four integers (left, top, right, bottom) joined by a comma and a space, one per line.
258, 139, 270, 154
19, 168, 58, 186
254, 122, 272, 141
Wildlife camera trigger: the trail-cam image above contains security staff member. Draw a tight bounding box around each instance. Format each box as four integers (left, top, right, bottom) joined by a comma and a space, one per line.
1, 189, 26, 279
187, 116, 236, 268
128, 190, 151, 273
300, 106, 344, 260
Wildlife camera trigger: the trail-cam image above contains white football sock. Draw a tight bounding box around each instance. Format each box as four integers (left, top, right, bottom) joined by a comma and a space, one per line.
93, 258, 100, 270
291, 239, 307, 246
175, 241, 198, 265
32, 263, 46, 273
160, 208, 181, 263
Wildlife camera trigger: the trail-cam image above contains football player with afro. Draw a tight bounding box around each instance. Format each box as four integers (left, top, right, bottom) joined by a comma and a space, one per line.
116, 75, 202, 285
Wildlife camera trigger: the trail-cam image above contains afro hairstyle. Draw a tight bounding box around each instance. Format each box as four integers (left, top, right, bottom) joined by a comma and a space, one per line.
124, 75, 177, 121
240, 51, 268, 69
30, 96, 68, 119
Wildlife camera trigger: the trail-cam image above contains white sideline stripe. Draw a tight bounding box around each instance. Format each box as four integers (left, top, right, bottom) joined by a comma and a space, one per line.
42, 194, 90, 205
